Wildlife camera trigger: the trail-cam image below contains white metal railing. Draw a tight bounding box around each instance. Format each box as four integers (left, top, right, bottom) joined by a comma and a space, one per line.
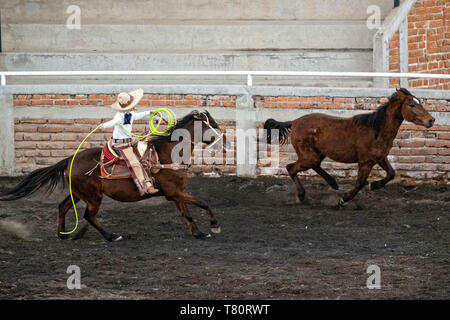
1, 70, 450, 87
373, 0, 418, 88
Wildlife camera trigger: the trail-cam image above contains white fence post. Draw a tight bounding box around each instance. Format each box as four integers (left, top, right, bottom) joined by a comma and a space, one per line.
0, 93, 15, 175
235, 93, 257, 178
372, 0, 417, 88
247, 74, 253, 87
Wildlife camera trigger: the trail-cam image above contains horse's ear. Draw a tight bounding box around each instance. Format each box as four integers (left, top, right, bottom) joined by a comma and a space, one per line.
395, 88, 406, 98
192, 110, 202, 120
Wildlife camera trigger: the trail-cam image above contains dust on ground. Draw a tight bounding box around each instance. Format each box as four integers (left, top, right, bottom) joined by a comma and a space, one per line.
0, 176, 448, 299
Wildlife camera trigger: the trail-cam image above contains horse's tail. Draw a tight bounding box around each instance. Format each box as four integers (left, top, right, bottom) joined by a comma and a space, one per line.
263, 118, 292, 145
0, 157, 70, 201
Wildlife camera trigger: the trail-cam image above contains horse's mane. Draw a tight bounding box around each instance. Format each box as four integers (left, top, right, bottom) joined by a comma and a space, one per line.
353, 88, 412, 136
150, 110, 199, 149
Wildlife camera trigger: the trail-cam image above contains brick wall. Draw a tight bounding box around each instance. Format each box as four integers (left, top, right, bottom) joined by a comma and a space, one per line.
13, 93, 237, 174
389, 0, 450, 89
13, 93, 450, 183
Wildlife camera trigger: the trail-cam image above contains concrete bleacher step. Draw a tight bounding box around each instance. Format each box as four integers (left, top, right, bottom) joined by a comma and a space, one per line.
2, 21, 377, 53
1, 50, 372, 72
0, 0, 394, 87
0, 50, 374, 87
1, 0, 393, 24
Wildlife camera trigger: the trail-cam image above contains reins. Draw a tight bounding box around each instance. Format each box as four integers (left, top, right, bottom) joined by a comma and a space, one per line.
201, 112, 224, 149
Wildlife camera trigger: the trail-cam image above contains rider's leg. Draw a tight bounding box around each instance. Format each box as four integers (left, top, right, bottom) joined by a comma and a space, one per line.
119, 146, 158, 195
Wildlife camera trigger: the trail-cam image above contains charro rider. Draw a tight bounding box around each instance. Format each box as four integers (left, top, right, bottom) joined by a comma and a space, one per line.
97, 88, 159, 195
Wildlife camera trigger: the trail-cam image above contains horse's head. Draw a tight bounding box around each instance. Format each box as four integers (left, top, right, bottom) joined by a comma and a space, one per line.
396, 88, 435, 128
192, 110, 227, 151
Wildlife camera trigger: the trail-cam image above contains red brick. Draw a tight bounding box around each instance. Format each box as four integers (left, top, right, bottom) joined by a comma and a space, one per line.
14, 124, 38, 132
31, 99, 53, 106
13, 100, 30, 106
75, 119, 101, 124
37, 126, 66, 133
50, 133, 78, 141
15, 141, 37, 149
333, 97, 355, 104
425, 140, 450, 147
396, 140, 425, 147
48, 119, 75, 124
55, 95, 71, 99
23, 133, 51, 141
437, 132, 450, 140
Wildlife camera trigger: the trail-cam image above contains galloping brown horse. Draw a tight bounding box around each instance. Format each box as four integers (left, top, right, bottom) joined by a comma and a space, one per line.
264, 88, 435, 206
0, 110, 224, 241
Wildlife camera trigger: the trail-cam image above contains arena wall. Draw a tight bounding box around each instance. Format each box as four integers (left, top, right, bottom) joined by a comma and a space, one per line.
2, 86, 448, 183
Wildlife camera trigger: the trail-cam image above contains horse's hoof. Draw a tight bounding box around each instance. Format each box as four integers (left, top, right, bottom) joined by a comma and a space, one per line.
112, 235, 123, 242
369, 182, 380, 191
296, 195, 307, 204
211, 226, 221, 234
338, 198, 347, 207
58, 233, 70, 240
193, 232, 209, 239
106, 234, 123, 242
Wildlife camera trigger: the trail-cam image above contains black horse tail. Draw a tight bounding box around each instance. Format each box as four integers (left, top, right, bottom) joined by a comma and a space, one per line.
0, 157, 70, 201
264, 118, 292, 145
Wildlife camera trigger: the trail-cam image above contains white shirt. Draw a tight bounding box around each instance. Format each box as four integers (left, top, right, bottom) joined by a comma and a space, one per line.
103, 111, 154, 139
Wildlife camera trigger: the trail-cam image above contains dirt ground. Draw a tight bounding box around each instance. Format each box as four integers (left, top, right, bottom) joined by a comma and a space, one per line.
0, 175, 448, 299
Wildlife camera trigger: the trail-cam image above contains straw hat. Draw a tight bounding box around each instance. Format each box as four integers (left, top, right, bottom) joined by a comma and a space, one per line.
111, 88, 144, 111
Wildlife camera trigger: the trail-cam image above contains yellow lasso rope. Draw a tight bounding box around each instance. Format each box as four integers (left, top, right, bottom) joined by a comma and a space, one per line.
60, 108, 176, 235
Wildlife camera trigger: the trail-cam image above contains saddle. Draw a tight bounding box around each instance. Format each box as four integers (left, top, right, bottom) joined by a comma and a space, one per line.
99, 139, 159, 180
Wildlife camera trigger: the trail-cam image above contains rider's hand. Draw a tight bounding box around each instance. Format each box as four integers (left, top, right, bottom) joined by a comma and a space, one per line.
97, 124, 104, 130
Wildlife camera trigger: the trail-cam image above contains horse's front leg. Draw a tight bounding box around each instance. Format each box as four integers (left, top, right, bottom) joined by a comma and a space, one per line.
182, 194, 221, 234
370, 157, 395, 190
339, 163, 373, 206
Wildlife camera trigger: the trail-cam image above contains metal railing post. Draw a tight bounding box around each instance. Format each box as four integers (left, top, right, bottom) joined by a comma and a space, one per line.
247, 74, 253, 87
399, 17, 409, 87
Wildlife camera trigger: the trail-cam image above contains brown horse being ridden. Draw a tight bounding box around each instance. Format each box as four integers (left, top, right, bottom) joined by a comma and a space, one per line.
0, 110, 224, 241
264, 88, 435, 206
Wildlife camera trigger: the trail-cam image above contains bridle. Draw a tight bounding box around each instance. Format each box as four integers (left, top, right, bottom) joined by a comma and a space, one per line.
199, 112, 224, 149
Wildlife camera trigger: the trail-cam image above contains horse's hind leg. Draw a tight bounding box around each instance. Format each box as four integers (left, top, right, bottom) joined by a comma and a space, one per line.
57, 195, 79, 239
174, 199, 207, 239
83, 197, 122, 242
313, 165, 339, 190
182, 194, 221, 234
370, 157, 395, 190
